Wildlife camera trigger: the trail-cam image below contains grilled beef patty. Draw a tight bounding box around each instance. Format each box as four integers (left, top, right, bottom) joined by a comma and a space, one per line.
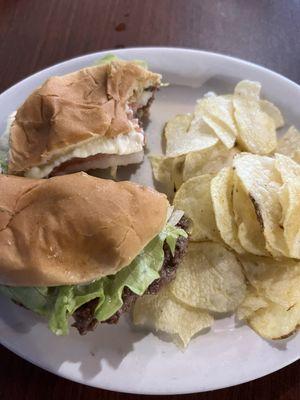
72, 217, 188, 335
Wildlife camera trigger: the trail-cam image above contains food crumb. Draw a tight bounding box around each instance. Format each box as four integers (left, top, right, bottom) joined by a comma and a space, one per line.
115, 23, 126, 32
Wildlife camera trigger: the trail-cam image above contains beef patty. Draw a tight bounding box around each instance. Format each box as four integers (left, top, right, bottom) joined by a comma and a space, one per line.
72, 216, 189, 335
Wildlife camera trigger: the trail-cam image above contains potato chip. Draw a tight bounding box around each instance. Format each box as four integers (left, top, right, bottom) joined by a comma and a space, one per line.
233, 153, 289, 257
211, 167, 244, 253
172, 158, 185, 190
279, 181, 300, 259
149, 154, 185, 197
164, 114, 192, 144
260, 100, 284, 129
239, 254, 300, 308
233, 80, 277, 154
232, 173, 268, 256
170, 242, 246, 312
236, 286, 269, 320
150, 155, 174, 194
195, 95, 237, 149
248, 302, 300, 340
183, 142, 239, 182
237, 282, 300, 340
164, 113, 218, 156
133, 286, 213, 347
275, 153, 300, 182
173, 174, 220, 241
277, 126, 300, 163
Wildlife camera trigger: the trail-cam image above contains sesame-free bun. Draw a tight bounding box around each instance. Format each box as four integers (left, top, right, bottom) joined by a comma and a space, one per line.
0, 173, 168, 286
8, 61, 161, 175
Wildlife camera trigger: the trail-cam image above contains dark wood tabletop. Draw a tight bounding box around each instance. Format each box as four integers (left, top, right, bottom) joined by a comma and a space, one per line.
0, 1, 299, 399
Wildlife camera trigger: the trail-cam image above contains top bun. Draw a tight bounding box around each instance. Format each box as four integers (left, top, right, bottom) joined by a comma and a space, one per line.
0, 172, 168, 286
8, 61, 161, 175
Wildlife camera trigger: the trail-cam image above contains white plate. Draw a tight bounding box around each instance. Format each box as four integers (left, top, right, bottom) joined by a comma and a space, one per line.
0, 48, 300, 395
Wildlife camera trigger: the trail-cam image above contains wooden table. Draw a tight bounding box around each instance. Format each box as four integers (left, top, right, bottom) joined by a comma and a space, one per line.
0, 1, 299, 399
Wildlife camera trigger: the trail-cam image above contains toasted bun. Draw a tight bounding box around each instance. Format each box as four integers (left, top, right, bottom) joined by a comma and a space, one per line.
9, 61, 161, 175
0, 173, 168, 286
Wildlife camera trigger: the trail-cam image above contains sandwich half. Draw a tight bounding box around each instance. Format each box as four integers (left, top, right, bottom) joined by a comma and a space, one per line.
4, 59, 161, 178
0, 172, 188, 335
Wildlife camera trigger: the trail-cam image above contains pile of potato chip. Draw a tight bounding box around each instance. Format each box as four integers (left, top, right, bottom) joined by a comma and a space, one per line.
133, 80, 300, 347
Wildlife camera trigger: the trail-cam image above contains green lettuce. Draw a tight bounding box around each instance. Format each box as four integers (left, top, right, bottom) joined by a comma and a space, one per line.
0, 223, 186, 335
0, 152, 8, 174
92, 54, 148, 69
92, 54, 119, 66
130, 59, 148, 69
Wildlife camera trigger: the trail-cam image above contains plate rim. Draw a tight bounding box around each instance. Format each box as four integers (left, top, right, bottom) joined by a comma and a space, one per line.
1, 335, 300, 395
1, 47, 299, 99
0, 47, 299, 394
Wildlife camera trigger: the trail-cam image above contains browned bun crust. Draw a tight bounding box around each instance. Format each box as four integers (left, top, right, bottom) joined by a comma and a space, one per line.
0, 172, 168, 286
8, 61, 161, 175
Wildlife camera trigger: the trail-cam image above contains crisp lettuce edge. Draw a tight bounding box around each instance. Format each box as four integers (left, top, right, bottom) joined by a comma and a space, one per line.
0, 222, 187, 335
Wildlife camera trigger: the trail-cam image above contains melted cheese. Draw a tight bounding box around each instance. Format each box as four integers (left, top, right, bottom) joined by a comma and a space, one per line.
26, 129, 144, 178
139, 90, 153, 106
2, 99, 147, 179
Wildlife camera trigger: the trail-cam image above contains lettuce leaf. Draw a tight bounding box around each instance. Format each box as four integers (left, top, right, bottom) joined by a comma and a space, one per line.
0, 152, 8, 174
48, 280, 106, 335
92, 54, 148, 70
92, 54, 119, 66
130, 59, 148, 69
0, 223, 187, 335
0, 286, 52, 315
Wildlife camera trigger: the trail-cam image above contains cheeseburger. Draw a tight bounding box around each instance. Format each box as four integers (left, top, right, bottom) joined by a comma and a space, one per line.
0, 173, 188, 335
1, 57, 161, 178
